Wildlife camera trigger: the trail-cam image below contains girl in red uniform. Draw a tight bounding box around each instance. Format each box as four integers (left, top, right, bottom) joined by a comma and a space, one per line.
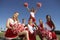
46, 15, 55, 31
5, 12, 29, 40
28, 18, 36, 40
45, 15, 57, 40
24, 2, 42, 23
27, 7, 37, 23
37, 19, 45, 40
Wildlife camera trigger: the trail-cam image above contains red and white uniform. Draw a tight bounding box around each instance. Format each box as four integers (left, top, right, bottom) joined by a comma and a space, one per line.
30, 12, 36, 22
13, 23, 25, 33
45, 21, 57, 39
46, 21, 54, 31
5, 18, 24, 39
28, 24, 36, 40
38, 24, 44, 32
37, 24, 45, 39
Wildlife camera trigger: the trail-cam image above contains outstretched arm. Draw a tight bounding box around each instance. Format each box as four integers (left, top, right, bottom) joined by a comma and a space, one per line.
35, 2, 42, 14
26, 7, 30, 12
34, 7, 40, 14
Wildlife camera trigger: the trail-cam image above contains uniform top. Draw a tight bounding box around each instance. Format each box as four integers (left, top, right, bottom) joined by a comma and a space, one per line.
30, 12, 35, 17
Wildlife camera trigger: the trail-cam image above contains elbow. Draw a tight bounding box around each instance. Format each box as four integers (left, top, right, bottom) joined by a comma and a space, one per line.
6, 25, 9, 28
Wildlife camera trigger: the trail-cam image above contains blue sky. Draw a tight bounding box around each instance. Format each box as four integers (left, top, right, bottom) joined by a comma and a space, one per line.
0, 0, 60, 31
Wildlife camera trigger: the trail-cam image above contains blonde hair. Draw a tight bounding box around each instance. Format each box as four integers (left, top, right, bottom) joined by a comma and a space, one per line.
12, 12, 19, 21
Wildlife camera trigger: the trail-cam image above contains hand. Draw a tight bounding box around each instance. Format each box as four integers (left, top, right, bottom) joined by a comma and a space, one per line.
36, 27, 38, 30
12, 27, 16, 31
26, 6, 28, 8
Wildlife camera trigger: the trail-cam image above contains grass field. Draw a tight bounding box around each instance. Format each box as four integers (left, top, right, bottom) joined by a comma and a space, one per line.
0, 32, 60, 40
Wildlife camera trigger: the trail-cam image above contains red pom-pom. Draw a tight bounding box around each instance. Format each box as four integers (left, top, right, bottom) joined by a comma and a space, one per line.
37, 2, 42, 8
24, 2, 28, 7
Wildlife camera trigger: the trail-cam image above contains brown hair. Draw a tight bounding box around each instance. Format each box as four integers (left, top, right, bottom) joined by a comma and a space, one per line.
46, 15, 55, 30
46, 15, 51, 21
30, 7, 35, 12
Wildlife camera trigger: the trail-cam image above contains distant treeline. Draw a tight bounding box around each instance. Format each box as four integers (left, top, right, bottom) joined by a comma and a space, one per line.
55, 30, 60, 35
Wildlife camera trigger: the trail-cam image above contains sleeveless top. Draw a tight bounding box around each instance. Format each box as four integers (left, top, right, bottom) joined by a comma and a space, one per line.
5, 18, 18, 38
30, 12, 35, 18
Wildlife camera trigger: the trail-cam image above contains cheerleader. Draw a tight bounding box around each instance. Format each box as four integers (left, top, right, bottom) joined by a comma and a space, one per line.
45, 15, 57, 40
24, 2, 42, 23
46, 15, 55, 31
5, 12, 29, 40
37, 19, 45, 40
27, 18, 36, 40
27, 7, 36, 23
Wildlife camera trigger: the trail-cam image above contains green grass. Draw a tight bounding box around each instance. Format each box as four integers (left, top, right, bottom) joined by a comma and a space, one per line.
0, 32, 60, 40
0, 32, 5, 37
57, 35, 60, 40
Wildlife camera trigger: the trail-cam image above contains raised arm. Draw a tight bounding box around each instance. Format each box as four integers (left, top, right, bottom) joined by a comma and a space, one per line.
34, 8, 38, 14
24, 2, 30, 12
34, 2, 42, 14
34, 7, 40, 14
26, 7, 30, 12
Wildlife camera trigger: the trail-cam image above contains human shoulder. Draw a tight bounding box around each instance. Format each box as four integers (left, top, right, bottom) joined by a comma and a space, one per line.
7, 18, 14, 23
8, 18, 12, 21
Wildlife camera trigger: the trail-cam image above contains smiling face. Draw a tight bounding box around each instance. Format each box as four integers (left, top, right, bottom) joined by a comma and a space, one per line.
48, 16, 51, 20
46, 15, 51, 21
31, 8, 35, 12
39, 19, 43, 24
13, 12, 19, 21
13, 12, 19, 19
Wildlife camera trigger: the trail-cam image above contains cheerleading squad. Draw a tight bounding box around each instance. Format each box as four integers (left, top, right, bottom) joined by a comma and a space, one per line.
5, 2, 58, 40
